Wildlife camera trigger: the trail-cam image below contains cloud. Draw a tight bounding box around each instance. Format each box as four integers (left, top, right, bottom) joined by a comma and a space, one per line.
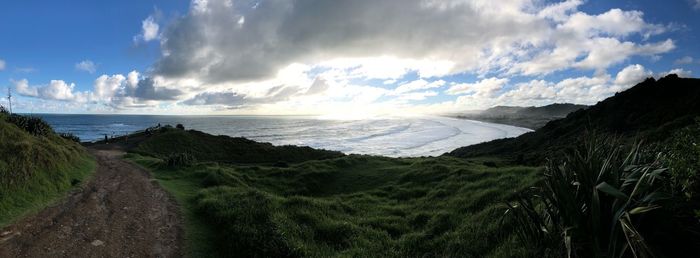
135, 16, 160, 42
181, 91, 246, 106
127, 70, 140, 88
661, 68, 692, 77
397, 91, 438, 101
15, 0, 674, 114
446, 77, 509, 97
305, 77, 330, 95
393, 79, 445, 94
13, 79, 88, 102
674, 56, 694, 65
0, 59, 5, 71
12, 79, 37, 97
93, 74, 126, 100
694, 0, 700, 10
75, 60, 97, 74
614, 64, 652, 86
150, 0, 672, 86
132, 77, 183, 100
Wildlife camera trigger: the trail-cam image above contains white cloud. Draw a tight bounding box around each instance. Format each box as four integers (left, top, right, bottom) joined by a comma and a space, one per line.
674, 56, 694, 65
538, 0, 583, 22
40, 80, 80, 101
134, 15, 160, 44
660, 68, 692, 77
94, 74, 126, 100
138, 16, 160, 42
13, 79, 88, 102
75, 60, 97, 74
127, 70, 140, 88
559, 9, 665, 38
614, 64, 652, 86
0, 59, 5, 71
397, 91, 438, 101
393, 79, 445, 94
446, 77, 509, 97
12, 79, 37, 97
694, 0, 700, 10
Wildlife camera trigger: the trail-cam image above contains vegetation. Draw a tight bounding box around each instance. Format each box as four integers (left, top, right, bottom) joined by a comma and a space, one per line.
449, 75, 700, 164
59, 132, 81, 143
0, 107, 95, 226
456, 103, 587, 129
128, 129, 542, 257
165, 152, 198, 168
132, 127, 344, 164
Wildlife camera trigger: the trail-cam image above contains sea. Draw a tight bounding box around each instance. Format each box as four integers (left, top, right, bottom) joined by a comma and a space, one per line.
35, 114, 531, 157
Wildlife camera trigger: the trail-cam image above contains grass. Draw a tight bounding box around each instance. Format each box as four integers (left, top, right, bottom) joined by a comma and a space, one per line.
132, 128, 344, 164
0, 110, 96, 227
126, 123, 700, 257
128, 151, 542, 257
0, 156, 95, 227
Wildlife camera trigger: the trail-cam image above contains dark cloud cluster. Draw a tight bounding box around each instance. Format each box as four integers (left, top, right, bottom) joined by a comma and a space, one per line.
154, 0, 548, 83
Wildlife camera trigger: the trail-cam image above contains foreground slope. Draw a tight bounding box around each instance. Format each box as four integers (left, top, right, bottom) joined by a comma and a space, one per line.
449, 74, 700, 163
127, 127, 541, 257
0, 109, 95, 226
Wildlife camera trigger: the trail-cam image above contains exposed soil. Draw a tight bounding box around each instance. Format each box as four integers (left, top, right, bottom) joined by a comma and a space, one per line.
0, 147, 183, 258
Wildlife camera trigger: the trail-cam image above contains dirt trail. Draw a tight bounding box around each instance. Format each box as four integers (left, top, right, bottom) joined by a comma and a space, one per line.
0, 148, 183, 258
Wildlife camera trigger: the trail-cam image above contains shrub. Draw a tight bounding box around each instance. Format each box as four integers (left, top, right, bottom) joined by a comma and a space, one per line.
505, 137, 669, 257
59, 132, 81, 143
176, 123, 185, 130
164, 152, 197, 168
665, 119, 700, 203
6, 114, 53, 136
159, 124, 174, 133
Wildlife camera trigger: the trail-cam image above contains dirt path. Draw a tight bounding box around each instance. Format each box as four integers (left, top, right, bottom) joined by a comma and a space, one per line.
0, 148, 183, 258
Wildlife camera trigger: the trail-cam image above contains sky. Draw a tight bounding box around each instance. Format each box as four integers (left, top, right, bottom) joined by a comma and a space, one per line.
1, 0, 699, 116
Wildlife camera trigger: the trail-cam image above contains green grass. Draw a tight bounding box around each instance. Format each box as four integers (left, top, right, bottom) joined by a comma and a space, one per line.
129, 152, 542, 257
132, 128, 343, 164
0, 156, 95, 227
0, 112, 96, 227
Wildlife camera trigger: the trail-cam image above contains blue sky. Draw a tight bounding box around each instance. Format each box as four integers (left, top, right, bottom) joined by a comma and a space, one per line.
1, 0, 699, 115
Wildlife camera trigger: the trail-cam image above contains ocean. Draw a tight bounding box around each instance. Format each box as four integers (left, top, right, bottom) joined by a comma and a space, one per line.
36, 114, 531, 157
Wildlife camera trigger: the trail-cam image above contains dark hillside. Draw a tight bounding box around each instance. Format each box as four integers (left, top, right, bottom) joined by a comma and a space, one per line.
448, 74, 700, 163
129, 127, 344, 164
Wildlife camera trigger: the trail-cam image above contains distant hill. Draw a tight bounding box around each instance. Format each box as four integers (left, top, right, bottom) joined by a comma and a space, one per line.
448, 74, 700, 164
455, 103, 588, 129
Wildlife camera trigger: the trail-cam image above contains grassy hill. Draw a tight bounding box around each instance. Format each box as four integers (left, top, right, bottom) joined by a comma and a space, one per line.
127, 129, 542, 257
449, 74, 700, 164
455, 103, 587, 129
0, 108, 95, 227
130, 127, 344, 164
